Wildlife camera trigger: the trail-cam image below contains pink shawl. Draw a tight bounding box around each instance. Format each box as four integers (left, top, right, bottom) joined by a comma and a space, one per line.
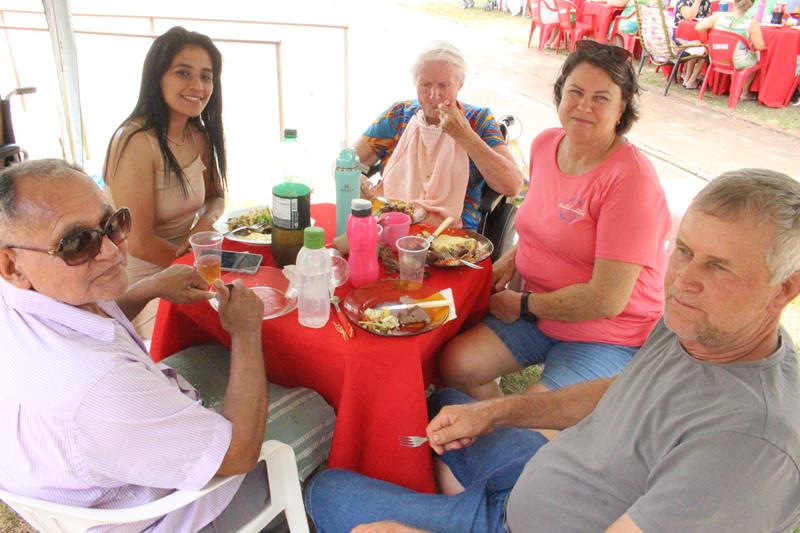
382, 110, 470, 227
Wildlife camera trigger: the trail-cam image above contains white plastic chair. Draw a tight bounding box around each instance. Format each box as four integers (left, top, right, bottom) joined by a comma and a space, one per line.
0, 440, 310, 533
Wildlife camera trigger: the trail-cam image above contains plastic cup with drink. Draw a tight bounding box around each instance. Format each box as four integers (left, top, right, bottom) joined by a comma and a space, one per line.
189, 231, 224, 285
396, 235, 430, 287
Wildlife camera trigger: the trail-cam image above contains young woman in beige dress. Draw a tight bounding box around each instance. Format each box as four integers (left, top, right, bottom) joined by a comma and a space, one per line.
104, 26, 227, 335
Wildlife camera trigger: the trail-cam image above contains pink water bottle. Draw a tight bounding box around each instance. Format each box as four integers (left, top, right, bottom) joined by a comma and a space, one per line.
347, 198, 380, 287
755, 0, 767, 22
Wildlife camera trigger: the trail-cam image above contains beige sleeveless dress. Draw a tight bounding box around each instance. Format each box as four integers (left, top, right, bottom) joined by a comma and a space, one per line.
106, 125, 207, 338
107, 125, 207, 284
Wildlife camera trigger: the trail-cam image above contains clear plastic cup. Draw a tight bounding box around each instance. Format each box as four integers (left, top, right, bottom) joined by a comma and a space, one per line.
189, 231, 224, 285
328, 248, 351, 290
396, 235, 430, 287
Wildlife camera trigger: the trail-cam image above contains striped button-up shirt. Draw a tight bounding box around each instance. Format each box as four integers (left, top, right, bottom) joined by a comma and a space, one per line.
0, 279, 241, 532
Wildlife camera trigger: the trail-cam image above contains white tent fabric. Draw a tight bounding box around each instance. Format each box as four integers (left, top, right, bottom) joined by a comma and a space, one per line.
42, 0, 85, 166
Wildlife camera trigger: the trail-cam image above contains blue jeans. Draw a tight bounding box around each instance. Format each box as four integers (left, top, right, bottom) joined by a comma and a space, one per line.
483, 315, 638, 390
304, 389, 549, 533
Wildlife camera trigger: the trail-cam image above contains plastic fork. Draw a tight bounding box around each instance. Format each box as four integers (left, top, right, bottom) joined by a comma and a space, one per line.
398, 435, 429, 448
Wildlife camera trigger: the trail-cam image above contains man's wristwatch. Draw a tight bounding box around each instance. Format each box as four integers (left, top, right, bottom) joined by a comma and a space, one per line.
520, 291, 535, 320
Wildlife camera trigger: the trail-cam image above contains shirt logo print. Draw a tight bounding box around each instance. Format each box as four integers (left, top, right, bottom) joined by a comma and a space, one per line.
558, 198, 585, 222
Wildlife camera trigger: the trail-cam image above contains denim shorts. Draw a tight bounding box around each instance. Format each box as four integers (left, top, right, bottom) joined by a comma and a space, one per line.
483, 315, 638, 390
305, 389, 548, 533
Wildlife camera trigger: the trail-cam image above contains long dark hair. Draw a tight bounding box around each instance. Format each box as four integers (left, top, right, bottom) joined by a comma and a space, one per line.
104, 26, 226, 194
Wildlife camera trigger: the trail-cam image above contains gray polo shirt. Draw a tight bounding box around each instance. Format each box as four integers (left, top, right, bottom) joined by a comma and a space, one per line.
506, 320, 800, 532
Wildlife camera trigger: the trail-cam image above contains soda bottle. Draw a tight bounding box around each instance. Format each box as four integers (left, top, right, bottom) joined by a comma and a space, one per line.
296, 227, 332, 328
347, 198, 380, 287
271, 182, 311, 267
280, 128, 311, 189
335, 147, 361, 236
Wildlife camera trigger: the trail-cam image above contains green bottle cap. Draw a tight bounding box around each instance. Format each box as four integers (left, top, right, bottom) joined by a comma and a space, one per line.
303, 226, 325, 249
272, 182, 310, 198
283, 128, 298, 141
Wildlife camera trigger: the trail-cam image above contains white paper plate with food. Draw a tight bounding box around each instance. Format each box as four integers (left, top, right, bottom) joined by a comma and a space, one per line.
214, 206, 273, 245
371, 198, 426, 224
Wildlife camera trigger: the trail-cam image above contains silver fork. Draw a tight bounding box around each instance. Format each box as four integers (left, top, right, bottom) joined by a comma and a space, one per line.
398, 435, 429, 448
441, 249, 483, 270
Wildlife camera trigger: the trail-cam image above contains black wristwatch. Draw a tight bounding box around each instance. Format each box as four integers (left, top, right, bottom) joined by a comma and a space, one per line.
520, 291, 535, 320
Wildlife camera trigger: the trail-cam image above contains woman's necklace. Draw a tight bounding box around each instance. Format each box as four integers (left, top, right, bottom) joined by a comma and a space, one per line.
167, 129, 187, 147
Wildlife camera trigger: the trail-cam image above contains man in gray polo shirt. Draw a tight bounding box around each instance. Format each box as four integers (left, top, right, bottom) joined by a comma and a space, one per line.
305, 168, 800, 533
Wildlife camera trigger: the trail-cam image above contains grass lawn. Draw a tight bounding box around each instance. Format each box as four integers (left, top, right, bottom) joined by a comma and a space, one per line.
408, 0, 800, 133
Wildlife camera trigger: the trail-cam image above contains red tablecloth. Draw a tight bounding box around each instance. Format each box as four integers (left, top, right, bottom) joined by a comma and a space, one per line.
680, 20, 800, 107
580, 1, 625, 43
149, 203, 493, 493
752, 25, 800, 107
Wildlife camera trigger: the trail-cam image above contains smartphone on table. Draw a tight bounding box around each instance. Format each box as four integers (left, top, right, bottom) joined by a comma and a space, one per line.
220, 250, 263, 274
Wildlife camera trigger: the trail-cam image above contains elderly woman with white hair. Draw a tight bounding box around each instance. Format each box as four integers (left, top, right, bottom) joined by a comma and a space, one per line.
356, 40, 523, 229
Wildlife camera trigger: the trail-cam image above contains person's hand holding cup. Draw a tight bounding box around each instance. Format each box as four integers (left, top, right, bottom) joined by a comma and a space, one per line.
189, 231, 224, 286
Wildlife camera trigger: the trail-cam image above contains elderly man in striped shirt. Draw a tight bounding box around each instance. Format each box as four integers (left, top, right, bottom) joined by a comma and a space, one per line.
0, 159, 331, 532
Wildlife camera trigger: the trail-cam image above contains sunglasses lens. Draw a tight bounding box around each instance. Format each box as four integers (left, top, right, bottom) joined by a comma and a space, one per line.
55, 208, 130, 266
106, 208, 132, 244
60, 231, 101, 266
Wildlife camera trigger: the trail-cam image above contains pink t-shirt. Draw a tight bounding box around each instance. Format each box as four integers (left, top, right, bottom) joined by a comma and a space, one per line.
516, 128, 670, 346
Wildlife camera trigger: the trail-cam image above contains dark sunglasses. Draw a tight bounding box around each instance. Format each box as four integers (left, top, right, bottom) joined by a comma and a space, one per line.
9, 207, 132, 266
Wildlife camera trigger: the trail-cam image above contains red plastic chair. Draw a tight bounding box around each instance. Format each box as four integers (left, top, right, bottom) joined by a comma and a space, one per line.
698, 29, 761, 109
554, 0, 595, 52
609, 8, 639, 55
528, 0, 561, 50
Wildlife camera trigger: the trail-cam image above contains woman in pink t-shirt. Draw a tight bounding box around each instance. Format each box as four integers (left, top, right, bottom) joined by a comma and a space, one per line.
440, 41, 671, 402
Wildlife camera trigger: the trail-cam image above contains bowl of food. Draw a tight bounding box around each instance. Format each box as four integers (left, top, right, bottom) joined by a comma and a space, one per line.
372, 198, 426, 223
416, 228, 493, 268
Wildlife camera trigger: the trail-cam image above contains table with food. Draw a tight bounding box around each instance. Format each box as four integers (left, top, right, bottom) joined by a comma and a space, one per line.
679, 18, 800, 107
150, 201, 494, 493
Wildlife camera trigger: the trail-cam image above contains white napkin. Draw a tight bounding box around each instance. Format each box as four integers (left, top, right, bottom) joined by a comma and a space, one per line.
438, 288, 458, 323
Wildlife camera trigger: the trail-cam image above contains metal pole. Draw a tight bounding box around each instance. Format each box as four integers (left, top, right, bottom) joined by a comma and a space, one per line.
343, 26, 350, 146
276, 42, 285, 139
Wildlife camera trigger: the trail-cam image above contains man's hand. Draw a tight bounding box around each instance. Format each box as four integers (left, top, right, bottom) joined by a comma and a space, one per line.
352, 521, 429, 533
151, 264, 213, 304
426, 401, 495, 455
438, 101, 472, 144
489, 289, 522, 324
213, 279, 264, 337
117, 264, 212, 320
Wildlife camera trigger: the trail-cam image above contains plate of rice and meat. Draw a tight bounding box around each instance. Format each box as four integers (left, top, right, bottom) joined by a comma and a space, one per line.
342, 280, 450, 336
214, 206, 273, 245
416, 227, 493, 268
